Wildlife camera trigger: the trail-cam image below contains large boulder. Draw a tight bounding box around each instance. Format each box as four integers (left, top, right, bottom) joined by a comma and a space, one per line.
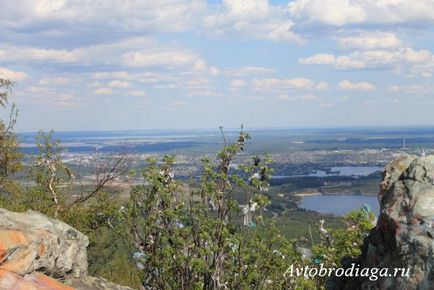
328, 155, 434, 290
0, 209, 89, 278
0, 208, 134, 290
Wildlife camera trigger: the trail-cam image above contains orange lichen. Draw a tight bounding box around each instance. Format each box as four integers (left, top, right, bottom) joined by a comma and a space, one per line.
0, 269, 38, 290
0, 246, 36, 274
0, 230, 28, 251
38, 242, 46, 257
25, 272, 75, 290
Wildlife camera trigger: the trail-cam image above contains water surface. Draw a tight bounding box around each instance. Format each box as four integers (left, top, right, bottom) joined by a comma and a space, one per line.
299, 194, 380, 216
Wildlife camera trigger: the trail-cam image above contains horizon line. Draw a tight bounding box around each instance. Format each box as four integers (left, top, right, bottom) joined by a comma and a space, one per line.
16, 125, 434, 134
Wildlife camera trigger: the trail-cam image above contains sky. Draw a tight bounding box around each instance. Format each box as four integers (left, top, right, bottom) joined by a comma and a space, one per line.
1, 0, 434, 132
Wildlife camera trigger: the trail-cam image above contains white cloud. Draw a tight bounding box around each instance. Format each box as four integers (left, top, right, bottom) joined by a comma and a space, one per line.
230, 79, 246, 88
94, 87, 113, 95
0, 37, 210, 75
209, 66, 220, 76
108, 80, 130, 88
130, 90, 146, 97
27, 86, 51, 94
93, 70, 176, 84
299, 53, 336, 65
204, 0, 302, 42
299, 53, 365, 69
222, 0, 270, 19
122, 50, 203, 68
93, 71, 131, 80
0, 67, 28, 81
226, 66, 277, 77
339, 80, 376, 90
246, 95, 266, 102
338, 31, 403, 50
316, 82, 329, 90
387, 84, 433, 94
253, 77, 326, 91
288, 0, 434, 27
277, 94, 317, 102
39, 77, 70, 86
0, 0, 206, 33
0, 46, 79, 63
18, 85, 79, 109
300, 48, 434, 75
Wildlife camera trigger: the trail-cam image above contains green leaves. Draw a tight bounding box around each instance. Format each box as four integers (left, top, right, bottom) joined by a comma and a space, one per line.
0, 78, 13, 107
125, 128, 309, 289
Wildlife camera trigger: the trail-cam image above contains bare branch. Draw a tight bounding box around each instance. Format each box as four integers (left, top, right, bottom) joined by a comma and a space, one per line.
67, 153, 131, 207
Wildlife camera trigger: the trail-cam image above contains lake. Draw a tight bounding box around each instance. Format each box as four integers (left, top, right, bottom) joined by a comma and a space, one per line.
299, 194, 380, 216
272, 166, 384, 179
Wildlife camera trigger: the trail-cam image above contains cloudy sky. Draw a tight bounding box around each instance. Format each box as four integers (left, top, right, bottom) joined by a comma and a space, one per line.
1, 0, 434, 131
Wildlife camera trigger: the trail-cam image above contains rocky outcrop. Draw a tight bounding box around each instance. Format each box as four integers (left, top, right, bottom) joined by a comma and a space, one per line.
66, 276, 134, 290
0, 208, 134, 290
328, 155, 434, 290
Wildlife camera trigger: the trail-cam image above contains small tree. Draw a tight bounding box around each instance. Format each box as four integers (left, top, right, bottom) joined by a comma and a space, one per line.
309, 208, 376, 287
0, 78, 23, 199
29, 130, 130, 219
125, 127, 309, 289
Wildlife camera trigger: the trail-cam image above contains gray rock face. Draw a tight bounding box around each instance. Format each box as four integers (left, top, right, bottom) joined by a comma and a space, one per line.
0, 208, 89, 278
66, 276, 135, 290
328, 155, 434, 290
0, 208, 135, 290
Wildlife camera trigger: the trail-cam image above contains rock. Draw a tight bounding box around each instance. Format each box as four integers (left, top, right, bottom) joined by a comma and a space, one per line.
328, 155, 434, 290
65, 276, 134, 290
0, 208, 135, 290
0, 209, 88, 278
0, 270, 75, 290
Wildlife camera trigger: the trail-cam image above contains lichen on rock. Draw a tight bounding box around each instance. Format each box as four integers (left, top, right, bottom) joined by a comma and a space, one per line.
0, 208, 134, 290
328, 155, 434, 290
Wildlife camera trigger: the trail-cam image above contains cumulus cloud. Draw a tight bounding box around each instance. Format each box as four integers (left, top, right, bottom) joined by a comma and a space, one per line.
0, 0, 206, 34
339, 80, 376, 90
1, 0, 301, 43
39, 77, 70, 86
300, 48, 434, 75
387, 84, 434, 95
338, 31, 403, 50
92, 71, 176, 85
0, 37, 156, 66
204, 0, 302, 42
0, 46, 79, 63
288, 0, 434, 28
277, 94, 317, 102
108, 80, 130, 88
130, 90, 146, 97
253, 77, 327, 91
230, 79, 246, 88
0, 37, 212, 76
299, 53, 365, 69
94, 87, 113, 95
225, 66, 277, 77
0, 67, 28, 81
122, 50, 203, 68
18, 85, 79, 109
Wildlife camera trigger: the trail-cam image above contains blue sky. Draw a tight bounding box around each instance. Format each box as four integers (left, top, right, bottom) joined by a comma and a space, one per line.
1, 0, 434, 131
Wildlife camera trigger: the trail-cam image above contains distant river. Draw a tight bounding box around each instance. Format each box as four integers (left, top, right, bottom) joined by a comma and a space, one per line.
273, 166, 384, 179
299, 194, 380, 216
